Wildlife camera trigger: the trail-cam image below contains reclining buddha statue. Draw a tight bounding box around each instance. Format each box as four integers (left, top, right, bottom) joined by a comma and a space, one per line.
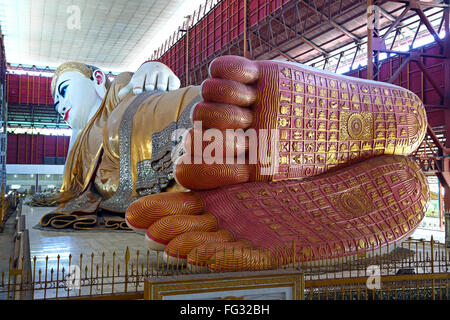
40, 55, 429, 271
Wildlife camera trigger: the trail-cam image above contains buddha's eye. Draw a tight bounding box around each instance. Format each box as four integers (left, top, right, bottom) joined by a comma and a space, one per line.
59, 84, 69, 98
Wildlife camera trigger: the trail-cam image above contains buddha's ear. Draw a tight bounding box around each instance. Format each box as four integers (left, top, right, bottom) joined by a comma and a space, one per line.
92, 69, 107, 99
93, 69, 105, 85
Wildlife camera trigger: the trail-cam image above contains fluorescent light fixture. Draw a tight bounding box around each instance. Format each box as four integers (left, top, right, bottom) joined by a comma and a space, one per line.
7, 69, 54, 77
7, 127, 72, 136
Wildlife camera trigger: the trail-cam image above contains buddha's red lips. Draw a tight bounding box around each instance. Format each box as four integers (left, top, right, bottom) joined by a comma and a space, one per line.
64, 108, 72, 121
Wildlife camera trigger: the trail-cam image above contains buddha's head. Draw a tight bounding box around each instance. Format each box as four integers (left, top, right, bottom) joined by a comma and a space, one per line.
51, 62, 110, 129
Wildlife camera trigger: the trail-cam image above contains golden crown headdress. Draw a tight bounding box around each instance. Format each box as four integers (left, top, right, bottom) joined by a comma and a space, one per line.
51, 61, 93, 97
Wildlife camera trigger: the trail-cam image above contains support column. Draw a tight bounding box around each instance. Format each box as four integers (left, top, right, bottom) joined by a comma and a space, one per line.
185, 15, 191, 87
243, 0, 248, 58
367, 0, 379, 80
35, 174, 39, 193
445, 212, 450, 248
442, 1, 450, 218
444, 0, 450, 107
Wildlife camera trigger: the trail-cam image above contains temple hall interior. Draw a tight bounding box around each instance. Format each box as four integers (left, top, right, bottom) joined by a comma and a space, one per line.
0, 0, 449, 303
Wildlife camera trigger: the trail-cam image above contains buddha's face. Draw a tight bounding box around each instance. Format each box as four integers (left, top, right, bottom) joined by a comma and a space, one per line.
53, 70, 106, 129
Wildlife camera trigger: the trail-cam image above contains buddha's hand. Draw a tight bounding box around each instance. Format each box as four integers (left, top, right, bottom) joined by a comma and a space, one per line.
118, 61, 181, 98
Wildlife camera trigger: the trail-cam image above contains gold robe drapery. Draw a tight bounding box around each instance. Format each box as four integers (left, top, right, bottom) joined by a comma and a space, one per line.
40, 73, 200, 230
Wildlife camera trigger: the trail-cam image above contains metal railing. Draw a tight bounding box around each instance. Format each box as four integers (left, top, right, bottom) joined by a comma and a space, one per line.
304, 273, 449, 300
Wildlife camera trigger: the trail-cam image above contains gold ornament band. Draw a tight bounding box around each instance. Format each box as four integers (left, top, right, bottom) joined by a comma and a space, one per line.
51, 61, 94, 97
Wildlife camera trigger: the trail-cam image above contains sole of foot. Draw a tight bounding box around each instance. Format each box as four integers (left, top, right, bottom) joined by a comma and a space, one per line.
126, 154, 429, 271
172, 55, 427, 191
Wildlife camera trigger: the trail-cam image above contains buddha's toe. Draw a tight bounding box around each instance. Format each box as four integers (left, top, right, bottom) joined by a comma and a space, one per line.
209, 55, 260, 83
174, 161, 250, 190
187, 241, 252, 270
187, 241, 276, 272
125, 192, 203, 232
182, 127, 249, 159
163, 230, 233, 264
193, 101, 253, 130
145, 214, 218, 251
201, 78, 257, 107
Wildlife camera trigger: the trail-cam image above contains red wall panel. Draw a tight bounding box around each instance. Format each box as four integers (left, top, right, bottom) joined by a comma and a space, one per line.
7, 74, 53, 105
6, 134, 17, 164
6, 134, 69, 164
158, 0, 291, 81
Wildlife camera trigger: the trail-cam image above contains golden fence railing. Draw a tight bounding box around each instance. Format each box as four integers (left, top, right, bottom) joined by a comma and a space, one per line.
0, 236, 448, 300
304, 273, 449, 300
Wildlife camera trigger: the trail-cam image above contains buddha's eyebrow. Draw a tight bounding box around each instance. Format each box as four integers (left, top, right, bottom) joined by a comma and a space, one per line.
58, 79, 69, 93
